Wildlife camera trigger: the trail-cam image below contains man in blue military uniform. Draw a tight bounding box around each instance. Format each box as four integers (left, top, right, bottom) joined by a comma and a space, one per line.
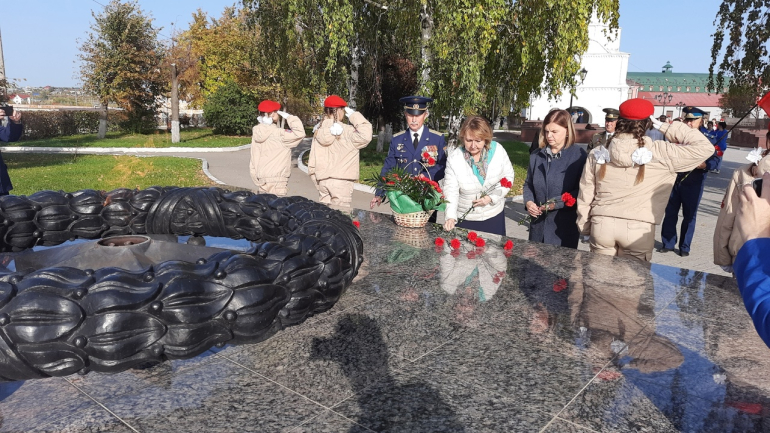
658, 106, 719, 256
370, 95, 447, 210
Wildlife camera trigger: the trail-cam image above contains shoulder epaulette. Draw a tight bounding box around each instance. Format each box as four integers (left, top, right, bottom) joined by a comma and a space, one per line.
429, 129, 443, 135
393, 130, 405, 137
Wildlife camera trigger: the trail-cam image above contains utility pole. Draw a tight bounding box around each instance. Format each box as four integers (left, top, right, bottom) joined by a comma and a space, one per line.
170, 62, 180, 143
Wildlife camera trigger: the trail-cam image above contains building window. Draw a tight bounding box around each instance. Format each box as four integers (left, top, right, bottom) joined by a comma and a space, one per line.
668, 86, 672, 91
696, 86, 700, 92
687, 86, 691, 92
649, 86, 653, 91
677, 86, 681, 91
659, 86, 663, 91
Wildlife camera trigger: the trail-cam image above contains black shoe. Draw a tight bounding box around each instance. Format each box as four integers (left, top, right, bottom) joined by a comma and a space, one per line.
657, 247, 673, 253
679, 251, 690, 257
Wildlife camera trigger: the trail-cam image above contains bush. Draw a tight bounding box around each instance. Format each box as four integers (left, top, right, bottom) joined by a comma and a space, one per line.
203, 81, 258, 135
19, 110, 128, 140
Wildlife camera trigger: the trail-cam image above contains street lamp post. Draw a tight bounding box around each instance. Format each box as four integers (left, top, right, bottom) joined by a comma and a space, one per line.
569, 68, 588, 112
675, 101, 686, 118
655, 92, 673, 119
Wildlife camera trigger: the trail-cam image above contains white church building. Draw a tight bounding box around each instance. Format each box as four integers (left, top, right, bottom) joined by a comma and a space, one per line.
526, 18, 630, 126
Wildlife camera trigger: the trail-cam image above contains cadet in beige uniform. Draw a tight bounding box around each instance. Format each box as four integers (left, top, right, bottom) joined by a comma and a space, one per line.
576, 98, 714, 262
713, 145, 770, 272
308, 95, 372, 207
249, 100, 305, 196
587, 108, 619, 151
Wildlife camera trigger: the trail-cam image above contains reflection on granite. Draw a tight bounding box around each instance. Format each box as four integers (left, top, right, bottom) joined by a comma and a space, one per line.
1, 210, 768, 432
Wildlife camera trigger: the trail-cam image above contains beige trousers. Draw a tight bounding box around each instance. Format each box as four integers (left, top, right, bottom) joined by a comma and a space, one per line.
589, 215, 655, 262
314, 177, 354, 207
254, 180, 288, 196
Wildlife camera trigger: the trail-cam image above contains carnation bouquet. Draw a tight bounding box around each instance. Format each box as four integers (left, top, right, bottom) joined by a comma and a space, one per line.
366, 167, 447, 217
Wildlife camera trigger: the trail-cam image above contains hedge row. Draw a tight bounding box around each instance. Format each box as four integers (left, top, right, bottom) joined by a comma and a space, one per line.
18, 110, 129, 141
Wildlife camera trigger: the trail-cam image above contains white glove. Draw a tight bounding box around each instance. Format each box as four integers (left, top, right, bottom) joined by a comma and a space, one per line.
581, 235, 590, 244
330, 122, 344, 136
344, 107, 354, 117
276, 110, 289, 119
650, 115, 663, 130
259, 115, 273, 125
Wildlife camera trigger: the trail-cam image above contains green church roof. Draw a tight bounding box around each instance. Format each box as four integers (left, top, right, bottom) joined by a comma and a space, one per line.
626, 72, 729, 93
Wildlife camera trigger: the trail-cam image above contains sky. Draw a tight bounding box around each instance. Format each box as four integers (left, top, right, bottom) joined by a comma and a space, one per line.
0, 0, 725, 88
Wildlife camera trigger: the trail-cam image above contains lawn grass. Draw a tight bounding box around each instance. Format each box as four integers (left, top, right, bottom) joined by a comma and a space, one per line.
5, 154, 214, 195
17, 128, 251, 148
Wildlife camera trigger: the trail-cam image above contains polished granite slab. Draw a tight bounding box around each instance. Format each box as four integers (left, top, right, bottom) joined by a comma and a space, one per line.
1, 210, 769, 432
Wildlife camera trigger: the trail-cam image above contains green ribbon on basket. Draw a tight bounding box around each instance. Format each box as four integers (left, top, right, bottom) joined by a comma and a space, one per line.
387, 190, 447, 214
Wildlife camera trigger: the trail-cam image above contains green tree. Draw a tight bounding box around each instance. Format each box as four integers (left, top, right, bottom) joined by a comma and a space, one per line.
719, 82, 765, 119
245, 0, 619, 130
203, 80, 258, 135
79, 0, 167, 137
708, 1, 769, 94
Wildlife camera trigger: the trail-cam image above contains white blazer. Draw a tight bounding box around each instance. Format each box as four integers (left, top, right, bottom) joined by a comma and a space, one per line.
443, 141, 515, 222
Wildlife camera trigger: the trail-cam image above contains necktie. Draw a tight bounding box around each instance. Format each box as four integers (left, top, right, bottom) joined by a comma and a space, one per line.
413, 133, 419, 149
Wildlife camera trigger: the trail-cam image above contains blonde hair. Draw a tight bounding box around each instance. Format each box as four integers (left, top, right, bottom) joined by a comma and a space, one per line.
538, 109, 576, 149
458, 116, 493, 149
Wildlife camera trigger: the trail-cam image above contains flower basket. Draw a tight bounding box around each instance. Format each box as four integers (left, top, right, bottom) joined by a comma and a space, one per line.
393, 209, 435, 228
366, 167, 447, 228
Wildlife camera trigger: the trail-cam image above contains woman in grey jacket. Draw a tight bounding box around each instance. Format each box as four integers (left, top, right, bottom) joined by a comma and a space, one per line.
523, 109, 587, 248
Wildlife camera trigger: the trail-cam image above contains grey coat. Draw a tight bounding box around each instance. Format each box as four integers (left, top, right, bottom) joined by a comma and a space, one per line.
522, 144, 587, 248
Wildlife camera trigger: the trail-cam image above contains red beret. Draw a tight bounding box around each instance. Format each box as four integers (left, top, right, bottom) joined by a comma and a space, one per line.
619, 98, 654, 121
324, 95, 347, 108
258, 100, 281, 112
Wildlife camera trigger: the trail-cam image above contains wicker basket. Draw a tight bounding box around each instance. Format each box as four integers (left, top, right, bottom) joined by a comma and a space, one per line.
393, 210, 434, 228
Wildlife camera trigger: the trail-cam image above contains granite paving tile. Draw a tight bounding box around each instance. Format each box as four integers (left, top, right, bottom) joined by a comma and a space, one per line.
216, 298, 458, 407
417, 324, 602, 414
100, 357, 325, 433
0, 378, 95, 433
611, 309, 770, 429
65, 350, 220, 403
541, 418, 600, 432
558, 369, 770, 433
329, 363, 554, 432
286, 410, 373, 433
30, 406, 134, 433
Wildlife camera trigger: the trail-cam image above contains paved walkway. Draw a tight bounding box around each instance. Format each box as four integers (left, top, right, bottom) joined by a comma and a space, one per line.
8, 135, 750, 276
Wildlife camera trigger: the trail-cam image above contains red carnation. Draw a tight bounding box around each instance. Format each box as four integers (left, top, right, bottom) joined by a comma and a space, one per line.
353, 221, 360, 228
492, 276, 501, 284
422, 152, 430, 159
467, 231, 478, 241
717, 150, 724, 157
561, 192, 576, 207
386, 181, 395, 185
503, 239, 514, 250
428, 157, 436, 165
553, 279, 568, 292
500, 177, 512, 188
475, 238, 485, 247
434, 237, 445, 246
450, 238, 461, 249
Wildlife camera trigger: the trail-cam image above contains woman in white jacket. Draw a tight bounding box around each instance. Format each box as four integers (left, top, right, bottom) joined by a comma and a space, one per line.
443, 116, 515, 236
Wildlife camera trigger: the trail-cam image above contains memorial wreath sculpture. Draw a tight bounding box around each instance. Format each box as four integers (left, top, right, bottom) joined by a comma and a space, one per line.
0, 187, 363, 381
